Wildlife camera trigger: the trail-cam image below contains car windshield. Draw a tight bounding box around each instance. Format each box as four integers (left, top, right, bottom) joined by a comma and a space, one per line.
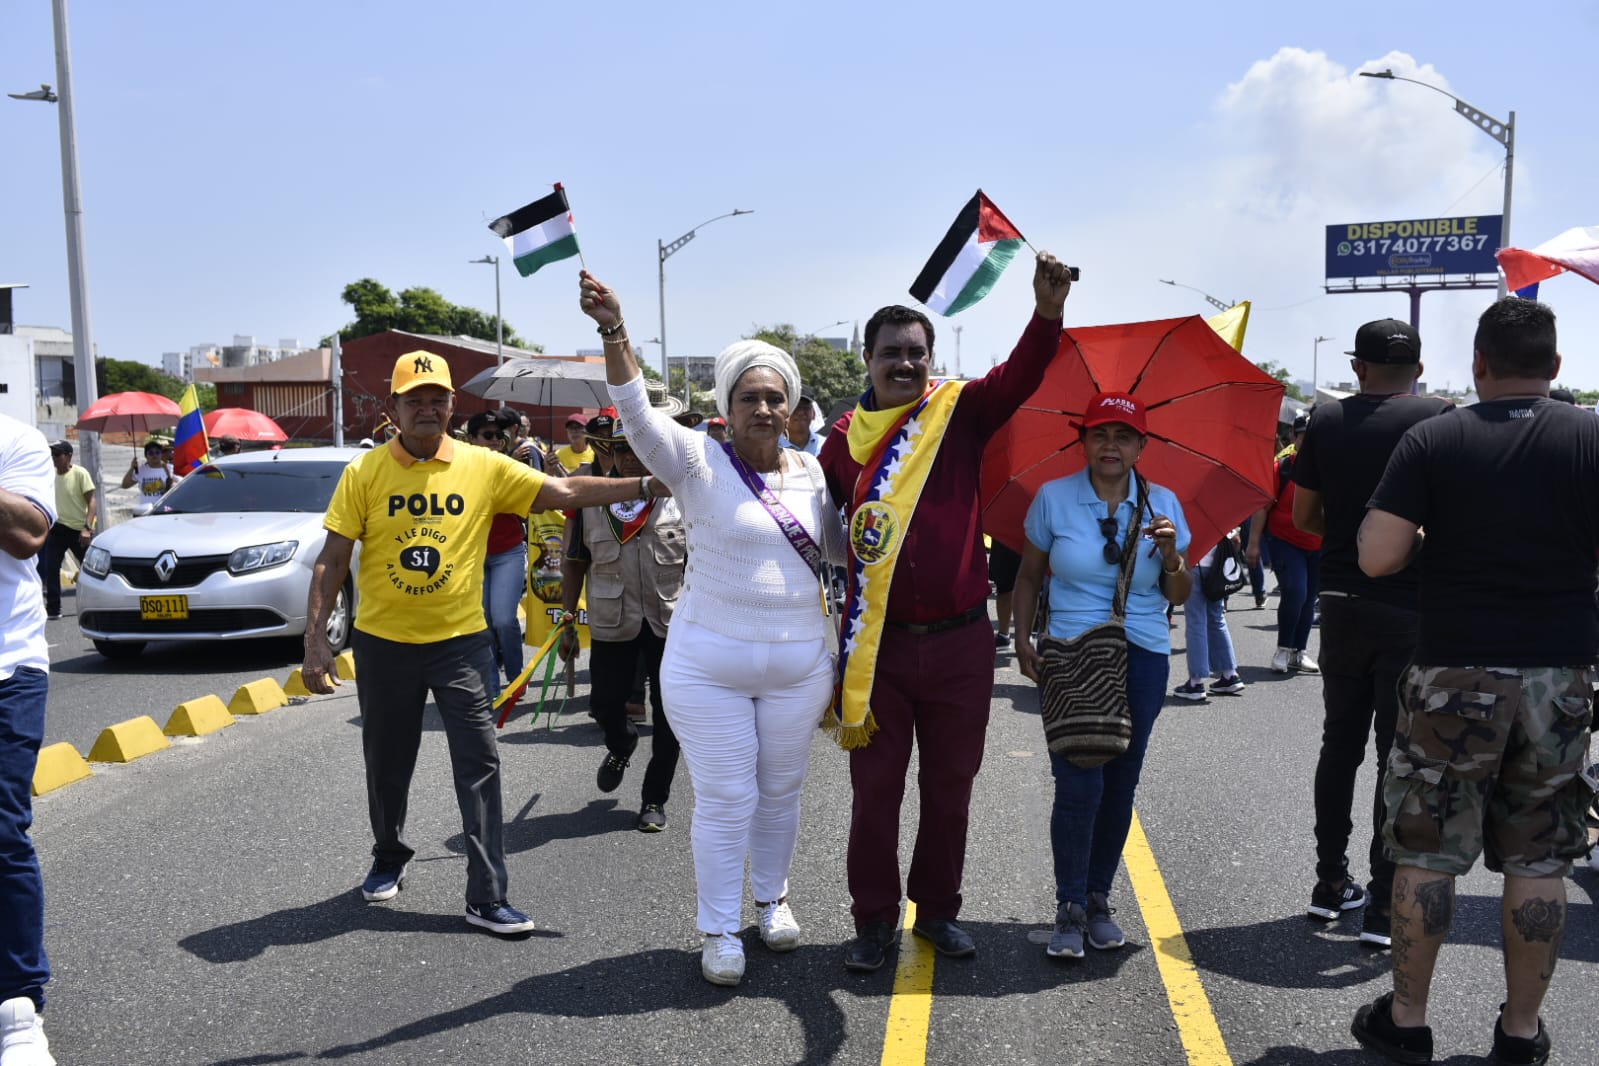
152, 461, 347, 515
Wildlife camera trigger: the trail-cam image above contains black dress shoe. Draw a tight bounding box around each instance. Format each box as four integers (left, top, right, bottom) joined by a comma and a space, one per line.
912, 918, 976, 957
843, 922, 897, 972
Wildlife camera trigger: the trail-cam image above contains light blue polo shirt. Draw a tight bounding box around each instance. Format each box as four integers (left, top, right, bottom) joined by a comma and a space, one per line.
1023, 468, 1190, 654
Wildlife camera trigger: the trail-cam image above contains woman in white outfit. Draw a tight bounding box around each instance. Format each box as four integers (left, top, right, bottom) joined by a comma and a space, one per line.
579, 271, 842, 987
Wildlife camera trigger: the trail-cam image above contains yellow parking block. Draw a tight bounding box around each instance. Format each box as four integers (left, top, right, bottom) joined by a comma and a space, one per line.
229, 678, 288, 716
33, 742, 93, 795
283, 668, 313, 698
335, 650, 357, 681
87, 716, 171, 763
163, 696, 235, 737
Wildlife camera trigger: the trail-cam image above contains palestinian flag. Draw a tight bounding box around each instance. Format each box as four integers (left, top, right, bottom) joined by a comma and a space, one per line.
489, 184, 581, 278
910, 190, 1026, 316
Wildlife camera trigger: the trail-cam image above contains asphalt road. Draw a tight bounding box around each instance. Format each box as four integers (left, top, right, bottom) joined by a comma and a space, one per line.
31, 596, 1599, 1066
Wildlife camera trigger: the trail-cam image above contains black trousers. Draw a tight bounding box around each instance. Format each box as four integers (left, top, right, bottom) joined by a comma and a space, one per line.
590, 626, 679, 807
1312, 594, 1418, 903
353, 629, 508, 905
36, 523, 86, 615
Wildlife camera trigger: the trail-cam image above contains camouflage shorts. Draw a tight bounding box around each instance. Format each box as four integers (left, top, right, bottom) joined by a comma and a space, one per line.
1383, 664, 1597, 878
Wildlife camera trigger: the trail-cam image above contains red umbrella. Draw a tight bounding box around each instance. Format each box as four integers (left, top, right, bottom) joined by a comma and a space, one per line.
76, 391, 182, 437
982, 315, 1285, 561
203, 407, 287, 442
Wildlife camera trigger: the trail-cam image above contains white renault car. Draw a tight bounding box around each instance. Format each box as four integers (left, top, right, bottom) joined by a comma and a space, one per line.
77, 446, 363, 659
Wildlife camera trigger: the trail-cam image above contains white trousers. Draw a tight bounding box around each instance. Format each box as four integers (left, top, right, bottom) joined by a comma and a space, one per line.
661, 619, 834, 935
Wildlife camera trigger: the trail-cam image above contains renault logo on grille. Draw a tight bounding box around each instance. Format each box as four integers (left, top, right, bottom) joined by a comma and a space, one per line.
154, 550, 178, 583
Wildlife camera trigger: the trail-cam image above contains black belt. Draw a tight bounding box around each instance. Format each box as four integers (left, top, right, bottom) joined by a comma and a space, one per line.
886, 606, 987, 635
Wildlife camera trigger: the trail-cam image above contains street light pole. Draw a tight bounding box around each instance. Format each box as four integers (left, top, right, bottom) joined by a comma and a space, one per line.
1312, 335, 1334, 396
9, 0, 101, 496
1158, 278, 1235, 311
658, 209, 753, 404
469, 255, 503, 364
1359, 69, 1514, 298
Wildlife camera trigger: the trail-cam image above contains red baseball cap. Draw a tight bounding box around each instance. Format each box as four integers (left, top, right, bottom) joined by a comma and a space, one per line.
706, 416, 727, 427
1075, 391, 1147, 434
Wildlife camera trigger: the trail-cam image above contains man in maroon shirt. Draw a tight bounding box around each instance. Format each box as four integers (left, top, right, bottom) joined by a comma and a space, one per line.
821, 253, 1073, 970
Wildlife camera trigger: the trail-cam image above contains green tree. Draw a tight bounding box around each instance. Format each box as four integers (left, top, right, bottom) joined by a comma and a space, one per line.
95, 359, 217, 411
747, 324, 865, 413
325, 278, 541, 351
1255, 360, 1309, 402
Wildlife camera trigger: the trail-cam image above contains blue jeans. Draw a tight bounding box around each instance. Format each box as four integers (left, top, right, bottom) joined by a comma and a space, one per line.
1184, 573, 1237, 680
1049, 643, 1168, 907
0, 666, 50, 1009
481, 544, 528, 687
1239, 516, 1266, 601
1269, 538, 1321, 651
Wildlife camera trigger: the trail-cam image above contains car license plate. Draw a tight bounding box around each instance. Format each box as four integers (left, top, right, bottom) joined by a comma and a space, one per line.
140, 595, 189, 621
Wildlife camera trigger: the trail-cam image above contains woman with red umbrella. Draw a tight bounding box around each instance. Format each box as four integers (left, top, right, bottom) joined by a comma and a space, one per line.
1012, 392, 1191, 960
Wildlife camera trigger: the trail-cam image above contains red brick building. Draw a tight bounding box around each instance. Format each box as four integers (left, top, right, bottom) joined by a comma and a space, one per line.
195, 331, 603, 443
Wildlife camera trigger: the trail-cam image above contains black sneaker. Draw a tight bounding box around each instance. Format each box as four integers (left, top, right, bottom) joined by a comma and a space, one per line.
360, 860, 406, 902
994, 632, 1013, 652
1173, 680, 1209, 702
1351, 992, 1433, 1064
1360, 907, 1392, 948
1210, 674, 1246, 695
1492, 1009, 1550, 1065
843, 921, 897, 972
636, 804, 667, 832
465, 900, 536, 935
596, 734, 638, 794
1308, 878, 1367, 920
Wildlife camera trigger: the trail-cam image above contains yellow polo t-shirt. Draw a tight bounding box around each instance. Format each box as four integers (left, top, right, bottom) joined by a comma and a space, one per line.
325, 436, 545, 644
554, 444, 595, 473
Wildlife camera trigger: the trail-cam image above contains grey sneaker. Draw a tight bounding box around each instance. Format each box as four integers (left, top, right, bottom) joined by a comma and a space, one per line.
1085, 891, 1126, 950
1046, 902, 1086, 959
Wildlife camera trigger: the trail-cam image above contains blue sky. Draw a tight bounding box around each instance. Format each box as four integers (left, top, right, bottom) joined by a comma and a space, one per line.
4, 0, 1597, 392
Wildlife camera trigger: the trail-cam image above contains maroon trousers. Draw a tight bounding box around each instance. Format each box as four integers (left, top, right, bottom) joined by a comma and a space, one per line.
847, 618, 994, 928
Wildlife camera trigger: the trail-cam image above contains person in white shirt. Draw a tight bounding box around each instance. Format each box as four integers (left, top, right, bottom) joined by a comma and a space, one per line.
580, 270, 843, 989
0, 414, 59, 1066
120, 440, 173, 514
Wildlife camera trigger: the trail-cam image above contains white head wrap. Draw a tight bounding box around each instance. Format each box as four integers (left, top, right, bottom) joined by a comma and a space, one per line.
712, 340, 802, 420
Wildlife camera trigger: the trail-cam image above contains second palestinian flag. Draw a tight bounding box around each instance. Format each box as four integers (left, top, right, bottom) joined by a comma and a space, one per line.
910, 190, 1026, 316
489, 184, 581, 277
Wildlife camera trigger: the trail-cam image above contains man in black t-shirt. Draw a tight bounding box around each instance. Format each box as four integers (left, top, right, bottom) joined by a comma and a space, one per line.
1351, 299, 1597, 1066
1291, 318, 1450, 949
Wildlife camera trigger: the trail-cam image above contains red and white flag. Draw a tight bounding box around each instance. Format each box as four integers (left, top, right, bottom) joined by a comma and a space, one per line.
1496, 226, 1599, 292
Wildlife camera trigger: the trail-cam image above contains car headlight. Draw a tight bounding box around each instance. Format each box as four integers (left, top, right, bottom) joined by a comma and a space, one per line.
228, 540, 299, 574
82, 545, 112, 578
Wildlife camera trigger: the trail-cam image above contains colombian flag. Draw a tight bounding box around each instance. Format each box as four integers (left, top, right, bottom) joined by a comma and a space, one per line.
172, 385, 210, 473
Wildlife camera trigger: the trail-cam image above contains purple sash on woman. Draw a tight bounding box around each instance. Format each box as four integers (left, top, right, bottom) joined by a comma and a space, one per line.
720, 442, 824, 576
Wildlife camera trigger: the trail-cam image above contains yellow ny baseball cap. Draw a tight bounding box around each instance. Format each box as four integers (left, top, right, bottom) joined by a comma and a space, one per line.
390, 351, 454, 394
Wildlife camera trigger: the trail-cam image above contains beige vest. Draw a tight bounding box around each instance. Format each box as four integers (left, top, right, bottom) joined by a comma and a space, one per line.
579, 497, 686, 642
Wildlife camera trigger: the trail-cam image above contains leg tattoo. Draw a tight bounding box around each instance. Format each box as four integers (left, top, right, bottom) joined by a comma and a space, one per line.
1414, 879, 1453, 938
1510, 896, 1565, 982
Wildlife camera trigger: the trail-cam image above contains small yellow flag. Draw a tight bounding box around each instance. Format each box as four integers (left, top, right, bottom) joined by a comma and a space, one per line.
1205, 301, 1251, 352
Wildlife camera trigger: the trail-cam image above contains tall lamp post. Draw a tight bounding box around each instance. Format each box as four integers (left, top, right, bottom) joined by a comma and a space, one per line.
1359, 68, 1514, 298
794, 319, 848, 356
469, 254, 503, 364
659, 209, 752, 404
8, 0, 100, 496
1312, 335, 1334, 397
1158, 278, 1236, 311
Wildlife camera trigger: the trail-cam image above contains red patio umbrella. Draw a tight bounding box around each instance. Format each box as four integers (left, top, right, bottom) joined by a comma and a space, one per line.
981, 315, 1284, 562
203, 407, 287, 442
76, 391, 182, 438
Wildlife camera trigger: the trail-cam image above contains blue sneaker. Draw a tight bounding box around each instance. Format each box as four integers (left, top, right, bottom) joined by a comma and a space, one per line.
360, 860, 406, 902
466, 900, 536, 935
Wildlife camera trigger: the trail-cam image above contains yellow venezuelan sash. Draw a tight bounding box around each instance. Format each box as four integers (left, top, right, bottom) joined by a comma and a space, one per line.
825, 380, 965, 749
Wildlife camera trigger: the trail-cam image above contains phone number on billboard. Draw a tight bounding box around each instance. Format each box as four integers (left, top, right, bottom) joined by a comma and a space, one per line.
1337, 235, 1492, 257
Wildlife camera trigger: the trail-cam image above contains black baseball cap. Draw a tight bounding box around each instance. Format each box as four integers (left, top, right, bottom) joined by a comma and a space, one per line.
49, 440, 72, 455
1347, 319, 1421, 364
1292, 411, 1310, 433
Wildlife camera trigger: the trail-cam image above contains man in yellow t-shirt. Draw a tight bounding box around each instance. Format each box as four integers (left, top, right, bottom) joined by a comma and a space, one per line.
553, 414, 595, 474
37, 440, 97, 619
302, 350, 662, 936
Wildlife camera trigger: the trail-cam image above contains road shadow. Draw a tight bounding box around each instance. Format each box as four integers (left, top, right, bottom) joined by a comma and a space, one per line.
341, 702, 606, 746
1185, 894, 1599, 992
50, 635, 306, 677
177, 887, 549, 964
1237, 1049, 1480, 1066
440, 793, 640, 855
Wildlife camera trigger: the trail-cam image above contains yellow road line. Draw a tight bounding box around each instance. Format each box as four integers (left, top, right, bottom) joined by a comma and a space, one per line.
879, 901, 937, 1066
1124, 810, 1234, 1066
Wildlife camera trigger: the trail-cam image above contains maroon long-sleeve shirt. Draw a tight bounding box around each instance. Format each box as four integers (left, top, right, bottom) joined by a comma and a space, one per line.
819, 311, 1061, 625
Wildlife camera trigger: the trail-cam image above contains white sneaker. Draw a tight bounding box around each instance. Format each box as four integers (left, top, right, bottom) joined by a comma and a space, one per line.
1292, 650, 1320, 674
758, 899, 801, 952
1270, 648, 1292, 673
701, 934, 746, 986
0, 998, 55, 1066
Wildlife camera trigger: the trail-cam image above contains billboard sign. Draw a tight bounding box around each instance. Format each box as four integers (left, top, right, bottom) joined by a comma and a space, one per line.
1326, 215, 1502, 280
